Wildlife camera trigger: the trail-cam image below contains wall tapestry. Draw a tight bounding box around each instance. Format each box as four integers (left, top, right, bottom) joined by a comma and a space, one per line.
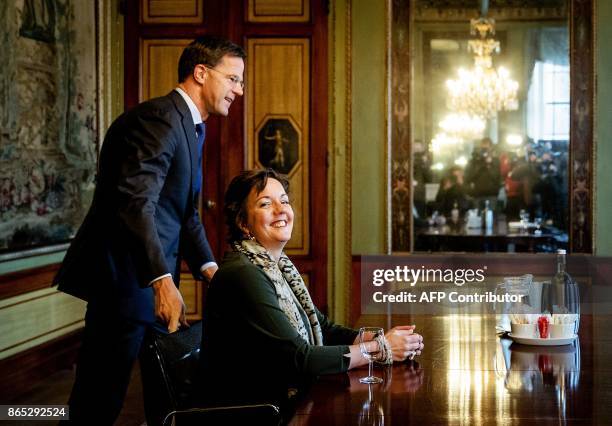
0, 0, 98, 258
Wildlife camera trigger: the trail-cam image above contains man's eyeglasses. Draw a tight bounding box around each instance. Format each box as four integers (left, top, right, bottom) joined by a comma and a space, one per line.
204, 65, 245, 90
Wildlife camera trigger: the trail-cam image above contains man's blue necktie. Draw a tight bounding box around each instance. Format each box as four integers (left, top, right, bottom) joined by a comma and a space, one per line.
194, 122, 205, 194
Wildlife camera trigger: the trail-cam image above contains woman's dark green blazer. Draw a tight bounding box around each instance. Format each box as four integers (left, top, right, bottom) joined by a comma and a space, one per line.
198, 251, 358, 405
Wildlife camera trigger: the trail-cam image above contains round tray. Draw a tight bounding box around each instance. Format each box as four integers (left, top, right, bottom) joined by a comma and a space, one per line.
508, 333, 577, 346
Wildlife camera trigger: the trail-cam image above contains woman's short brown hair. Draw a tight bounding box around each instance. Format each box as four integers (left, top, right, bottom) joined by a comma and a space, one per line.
224, 168, 290, 242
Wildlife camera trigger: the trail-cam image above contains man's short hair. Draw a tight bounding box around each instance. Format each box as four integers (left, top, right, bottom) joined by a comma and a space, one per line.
178, 35, 246, 83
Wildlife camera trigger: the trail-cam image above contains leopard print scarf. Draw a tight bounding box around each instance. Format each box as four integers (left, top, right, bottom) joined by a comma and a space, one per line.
233, 239, 323, 346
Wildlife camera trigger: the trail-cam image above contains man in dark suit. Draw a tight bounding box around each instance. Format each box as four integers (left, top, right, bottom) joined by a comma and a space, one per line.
53, 36, 245, 423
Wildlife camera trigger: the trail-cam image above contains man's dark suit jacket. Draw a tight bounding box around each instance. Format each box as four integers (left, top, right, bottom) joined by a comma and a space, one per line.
54, 91, 214, 322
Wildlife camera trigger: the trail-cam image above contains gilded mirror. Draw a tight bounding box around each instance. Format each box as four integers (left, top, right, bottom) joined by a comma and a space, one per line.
390, 0, 593, 254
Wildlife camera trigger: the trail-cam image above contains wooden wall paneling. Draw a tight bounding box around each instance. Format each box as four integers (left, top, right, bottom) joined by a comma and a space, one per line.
142, 0, 204, 24
0, 264, 59, 300
124, 0, 224, 109
0, 329, 82, 402
301, 273, 310, 289
306, 0, 329, 311
0, 288, 85, 360
126, 0, 328, 310
240, 0, 328, 310
247, 0, 310, 23
246, 38, 310, 255
0, 2, 329, 399
126, 0, 228, 256
179, 273, 203, 320
140, 39, 191, 101
213, 0, 247, 254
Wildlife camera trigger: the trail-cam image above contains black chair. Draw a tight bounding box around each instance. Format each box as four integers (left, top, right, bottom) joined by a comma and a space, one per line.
140, 321, 281, 426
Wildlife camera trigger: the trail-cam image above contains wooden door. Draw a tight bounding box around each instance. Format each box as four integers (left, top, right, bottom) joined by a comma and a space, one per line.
124, 0, 329, 314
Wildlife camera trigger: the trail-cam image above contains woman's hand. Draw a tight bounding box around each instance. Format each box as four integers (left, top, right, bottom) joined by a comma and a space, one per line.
346, 325, 424, 369
385, 325, 424, 361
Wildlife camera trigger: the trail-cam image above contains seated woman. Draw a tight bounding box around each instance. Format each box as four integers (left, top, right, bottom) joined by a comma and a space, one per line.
435, 168, 470, 217
198, 169, 424, 407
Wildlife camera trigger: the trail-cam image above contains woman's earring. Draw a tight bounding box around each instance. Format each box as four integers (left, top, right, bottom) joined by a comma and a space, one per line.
244, 229, 255, 240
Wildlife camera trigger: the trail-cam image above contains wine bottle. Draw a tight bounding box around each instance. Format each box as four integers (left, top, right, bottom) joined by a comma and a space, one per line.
451, 201, 460, 223
551, 249, 580, 334
483, 200, 493, 232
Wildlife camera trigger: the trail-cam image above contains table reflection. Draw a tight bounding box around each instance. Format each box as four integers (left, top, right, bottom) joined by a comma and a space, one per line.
444, 315, 495, 423
415, 221, 567, 252
358, 384, 384, 426
290, 314, 609, 424
496, 337, 580, 418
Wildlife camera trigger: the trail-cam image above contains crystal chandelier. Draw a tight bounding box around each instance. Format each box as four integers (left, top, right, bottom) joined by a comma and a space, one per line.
446, 17, 519, 119
439, 113, 486, 140
431, 132, 462, 154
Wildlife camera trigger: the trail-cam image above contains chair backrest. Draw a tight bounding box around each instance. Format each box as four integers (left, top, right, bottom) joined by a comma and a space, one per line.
140, 321, 202, 426
140, 321, 281, 426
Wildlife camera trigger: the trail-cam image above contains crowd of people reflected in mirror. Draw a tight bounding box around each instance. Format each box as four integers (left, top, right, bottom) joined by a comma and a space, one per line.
409, 0, 570, 253
414, 135, 568, 253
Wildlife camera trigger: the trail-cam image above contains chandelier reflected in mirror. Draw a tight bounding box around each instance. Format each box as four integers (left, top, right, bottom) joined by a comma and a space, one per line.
446, 17, 519, 119
439, 113, 486, 140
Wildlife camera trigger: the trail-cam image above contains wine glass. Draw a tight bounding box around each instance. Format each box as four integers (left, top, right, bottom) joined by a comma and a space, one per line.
359, 327, 384, 384
519, 209, 529, 231
534, 216, 543, 235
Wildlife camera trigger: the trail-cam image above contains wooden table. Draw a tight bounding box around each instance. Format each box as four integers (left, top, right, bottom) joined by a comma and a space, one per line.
415, 225, 565, 252
289, 314, 611, 425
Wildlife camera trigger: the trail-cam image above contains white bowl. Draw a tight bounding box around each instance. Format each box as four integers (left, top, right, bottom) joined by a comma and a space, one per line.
549, 323, 575, 338
511, 323, 537, 338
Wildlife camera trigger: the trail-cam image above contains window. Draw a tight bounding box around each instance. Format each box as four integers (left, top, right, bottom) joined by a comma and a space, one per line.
527, 61, 570, 141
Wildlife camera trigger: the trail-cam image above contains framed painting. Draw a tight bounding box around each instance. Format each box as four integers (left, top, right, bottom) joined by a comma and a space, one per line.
0, 0, 99, 260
